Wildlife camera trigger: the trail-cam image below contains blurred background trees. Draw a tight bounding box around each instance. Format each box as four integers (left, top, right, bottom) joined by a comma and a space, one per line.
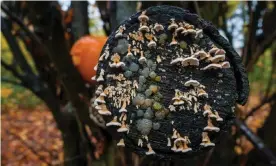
1, 1, 275, 166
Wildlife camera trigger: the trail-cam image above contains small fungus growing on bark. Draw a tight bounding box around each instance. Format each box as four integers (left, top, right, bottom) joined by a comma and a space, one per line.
90, 5, 249, 159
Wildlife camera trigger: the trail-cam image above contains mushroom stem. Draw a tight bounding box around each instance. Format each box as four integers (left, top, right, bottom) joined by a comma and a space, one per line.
117, 138, 125, 147
200, 132, 215, 147
204, 117, 220, 132
106, 116, 121, 127
146, 143, 155, 155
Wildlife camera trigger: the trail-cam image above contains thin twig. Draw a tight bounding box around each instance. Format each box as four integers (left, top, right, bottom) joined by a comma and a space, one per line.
193, 1, 201, 17
242, 1, 253, 64
244, 93, 276, 120
201, 148, 214, 166
246, 29, 276, 71
1, 60, 23, 79
235, 119, 276, 165
220, 3, 233, 45
243, 2, 265, 66
1, 77, 22, 86
1, 17, 35, 75
1, 3, 43, 46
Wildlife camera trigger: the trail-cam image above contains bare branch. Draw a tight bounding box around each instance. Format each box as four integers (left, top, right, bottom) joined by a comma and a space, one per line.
2, 3, 64, 99
193, 1, 201, 18
235, 119, 276, 165
1, 77, 22, 86
25, 2, 106, 161
244, 93, 276, 120
220, 3, 233, 45
1, 17, 36, 75
1, 59, 23, 79
246, 29, 276, 71
201, 148, 214, 166
243, 2, 265, 66
71, 1, 90, 40
1, 3, 43, 46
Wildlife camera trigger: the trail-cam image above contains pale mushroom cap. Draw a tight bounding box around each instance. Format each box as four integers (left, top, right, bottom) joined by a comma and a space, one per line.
196, 29, 203, 38
96, 76, 104, 82
106, 121, 122, 127
139, 25, 149, 32
210, 54, 225, 63
117, 127, 129, 132
109, 63, 117, 68
216, 117, 223, 122
95, 98, 106, 104
221, 61, 231, 68
94, 64, 98, 71
116, 62, 126, 68
170, 41, 178, 46
187, 29, 196, 35
115, 32, 123, 38
181, 29, 188, 35
100, 92, 107, 97
203, 110, 211, 116
182, 148, 192, 153
184, 80, 200, 87
147, 41, 157, 48
200, 142, 215, 147
146, 151, 155, 155
198, 89, 208, 97
139, 57, 147, 63
117, 139, 125, 146
174, 137, 185, 144
202, 64, 222, 70
198, 93, 208, 98
204, 126, 220, 132
119, 108, 127, 113
173, 100, 185, 105
154, 23, 164, 31
95, 90, 103, 95
208, 47, 219, 54
98, 110, 112, 115
193, 51, 208, 59
168, 23, 178, 30
215, 49, 226, 55
127, 52, 133, 56
182, 57, 199, 66
172, 96, 181, 101
176, 27, 185, 33
138, 15, 149, 22
170, 57, 184, 64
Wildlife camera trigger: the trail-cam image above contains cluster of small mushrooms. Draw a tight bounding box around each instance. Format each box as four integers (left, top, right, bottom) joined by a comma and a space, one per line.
91, 9, 233, 156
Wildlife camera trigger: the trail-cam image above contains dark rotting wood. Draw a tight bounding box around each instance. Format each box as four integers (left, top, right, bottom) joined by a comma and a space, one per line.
91, 5, 249, 160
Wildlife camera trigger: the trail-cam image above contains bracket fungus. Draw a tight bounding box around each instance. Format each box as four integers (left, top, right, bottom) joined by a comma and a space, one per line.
90, 6, 249, 160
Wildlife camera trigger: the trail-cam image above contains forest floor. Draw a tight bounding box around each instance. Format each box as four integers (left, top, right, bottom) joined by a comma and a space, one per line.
1, 105, 63, 166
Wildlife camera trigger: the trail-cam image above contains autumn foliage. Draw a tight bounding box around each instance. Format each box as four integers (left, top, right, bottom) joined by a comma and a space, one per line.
1, 106, 63, 165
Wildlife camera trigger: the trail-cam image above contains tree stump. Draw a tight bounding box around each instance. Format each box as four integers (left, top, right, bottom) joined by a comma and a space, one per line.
90, 5, 249, 160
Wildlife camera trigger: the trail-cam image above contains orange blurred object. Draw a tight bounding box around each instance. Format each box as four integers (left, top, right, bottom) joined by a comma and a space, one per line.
70, 35, 107, 82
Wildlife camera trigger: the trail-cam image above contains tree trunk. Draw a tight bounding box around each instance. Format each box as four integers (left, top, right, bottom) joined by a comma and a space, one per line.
71, 1, 90, 40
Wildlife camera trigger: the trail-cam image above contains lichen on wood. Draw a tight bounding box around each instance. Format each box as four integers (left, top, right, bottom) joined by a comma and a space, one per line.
90, 5, 249, 160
